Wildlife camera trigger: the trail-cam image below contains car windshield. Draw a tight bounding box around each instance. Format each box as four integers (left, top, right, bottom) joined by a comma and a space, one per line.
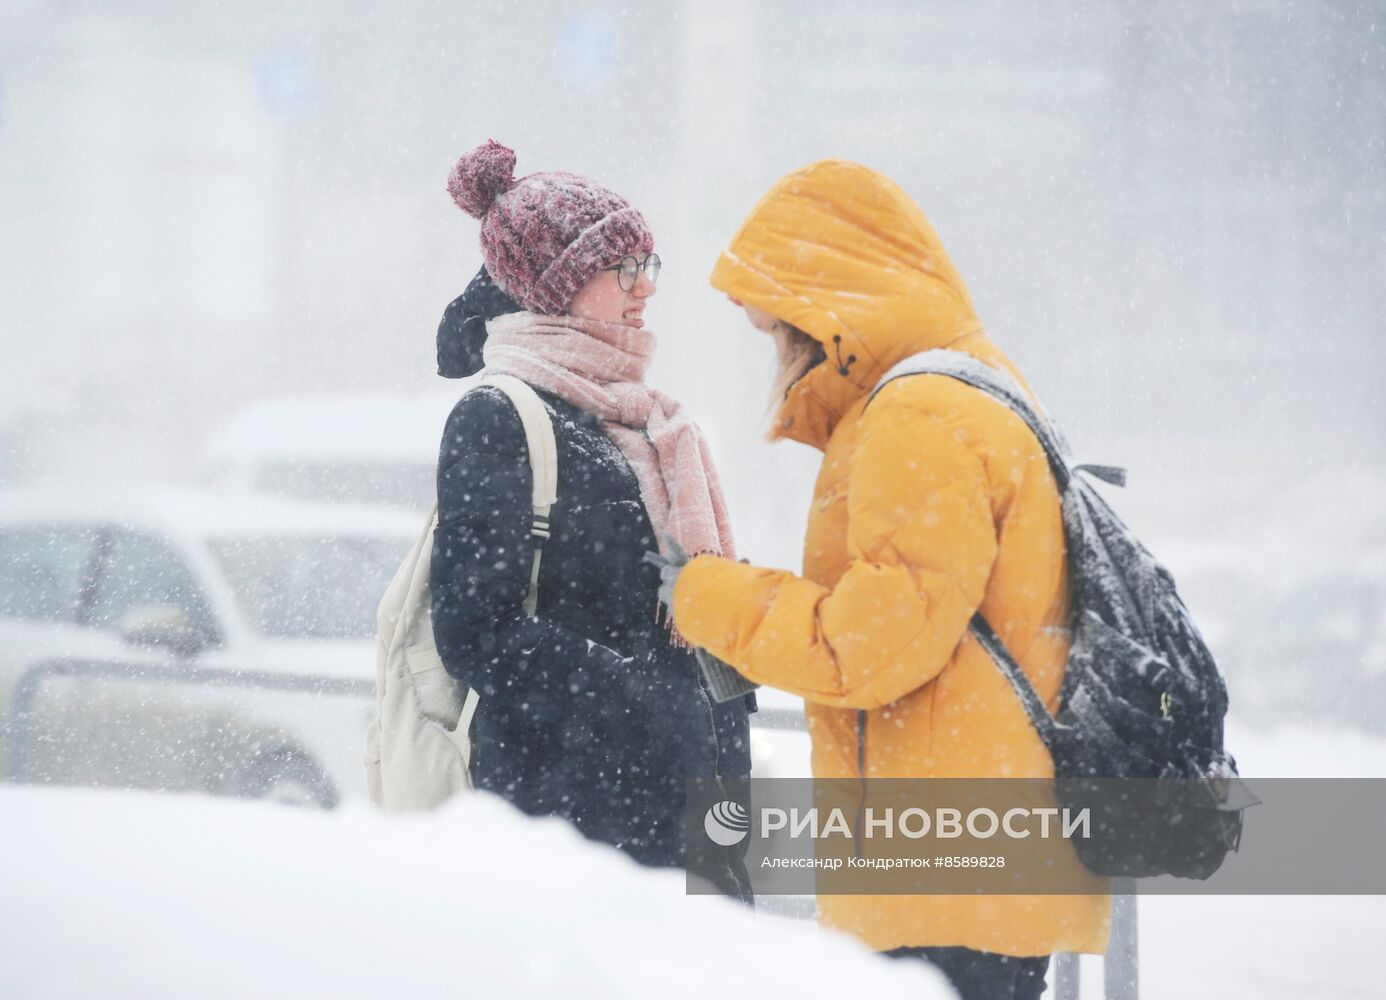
210, 535, 408, 639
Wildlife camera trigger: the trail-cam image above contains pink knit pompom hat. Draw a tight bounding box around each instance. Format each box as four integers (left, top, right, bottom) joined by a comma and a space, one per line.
447, 139, 654, 316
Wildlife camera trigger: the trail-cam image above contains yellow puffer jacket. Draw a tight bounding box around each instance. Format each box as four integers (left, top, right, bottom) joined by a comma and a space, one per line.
672, 159, 1111, 956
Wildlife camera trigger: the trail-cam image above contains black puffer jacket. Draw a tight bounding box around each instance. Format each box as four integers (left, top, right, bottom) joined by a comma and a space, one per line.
436, 267, 517, 379
431, 338, 753, 871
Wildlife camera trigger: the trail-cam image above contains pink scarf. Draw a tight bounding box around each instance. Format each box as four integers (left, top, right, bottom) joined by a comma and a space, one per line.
482, 312, 737, 569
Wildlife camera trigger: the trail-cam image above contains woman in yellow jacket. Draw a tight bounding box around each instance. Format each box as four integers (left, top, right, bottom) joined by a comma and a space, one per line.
667, 160, 1111, 1000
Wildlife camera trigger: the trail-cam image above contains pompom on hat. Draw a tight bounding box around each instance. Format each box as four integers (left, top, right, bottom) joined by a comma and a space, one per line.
447, 140, 516, 218
448, 139, 654, 316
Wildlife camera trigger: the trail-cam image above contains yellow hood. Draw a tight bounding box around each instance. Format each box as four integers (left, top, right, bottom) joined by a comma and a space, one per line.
710, 159, 983, 449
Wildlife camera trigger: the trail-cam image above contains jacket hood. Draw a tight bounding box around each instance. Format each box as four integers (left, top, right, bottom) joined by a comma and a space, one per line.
437, 266, 521, 378
710, 159, 983, 449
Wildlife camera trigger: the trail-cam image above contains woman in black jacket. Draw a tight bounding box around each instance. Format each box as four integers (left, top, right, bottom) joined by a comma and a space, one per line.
430, 142, 752, 879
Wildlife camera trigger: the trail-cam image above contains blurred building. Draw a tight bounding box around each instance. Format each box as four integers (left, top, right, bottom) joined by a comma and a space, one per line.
0, 0, 1381, 500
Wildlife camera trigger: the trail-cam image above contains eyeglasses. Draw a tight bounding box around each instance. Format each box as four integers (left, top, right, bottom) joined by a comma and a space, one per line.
601, 253, 661, 291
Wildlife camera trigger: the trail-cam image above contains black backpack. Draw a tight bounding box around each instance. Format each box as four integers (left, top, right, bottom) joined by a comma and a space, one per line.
871, 349, 1255, 880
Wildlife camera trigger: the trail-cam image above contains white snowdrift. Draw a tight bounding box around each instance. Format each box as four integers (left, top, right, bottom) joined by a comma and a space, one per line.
0, 785, 952, 1000
5, 717, 1383, 1000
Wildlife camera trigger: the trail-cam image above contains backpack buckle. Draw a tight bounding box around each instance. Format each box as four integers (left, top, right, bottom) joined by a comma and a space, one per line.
1073, 463, 1128, 488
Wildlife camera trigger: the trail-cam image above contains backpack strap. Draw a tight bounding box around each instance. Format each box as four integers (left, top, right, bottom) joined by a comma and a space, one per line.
967, 613, 1063, 746
394, 374, 559, 651
455, 375, 559, 743
866, 349, 1080, 747
872, 350, 1128, 488
871, 349, 1075, 489
476, 373, 559, 617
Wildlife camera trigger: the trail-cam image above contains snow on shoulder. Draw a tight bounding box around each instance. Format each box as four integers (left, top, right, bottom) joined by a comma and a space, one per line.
0, 786, 953, 999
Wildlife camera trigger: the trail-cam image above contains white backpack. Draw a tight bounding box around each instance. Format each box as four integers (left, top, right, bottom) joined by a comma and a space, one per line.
364, 373, 558, 811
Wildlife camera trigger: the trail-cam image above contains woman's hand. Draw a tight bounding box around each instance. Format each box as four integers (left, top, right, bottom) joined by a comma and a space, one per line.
643, 534, 691, 613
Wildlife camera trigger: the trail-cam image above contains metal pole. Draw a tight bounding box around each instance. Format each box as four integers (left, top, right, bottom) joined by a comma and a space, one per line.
1052, 952, 1080, 1000
1105, 880, 1139, 1000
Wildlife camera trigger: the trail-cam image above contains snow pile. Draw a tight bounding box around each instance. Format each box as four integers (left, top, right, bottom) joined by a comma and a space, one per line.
1131, 894, 1383, 1000
0, 786, 951, 1000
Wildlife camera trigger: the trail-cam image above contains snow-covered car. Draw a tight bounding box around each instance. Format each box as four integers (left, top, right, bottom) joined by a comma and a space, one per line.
198, 392, 460, 512
0, 489, 418, 806
0, 488, 808, 803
